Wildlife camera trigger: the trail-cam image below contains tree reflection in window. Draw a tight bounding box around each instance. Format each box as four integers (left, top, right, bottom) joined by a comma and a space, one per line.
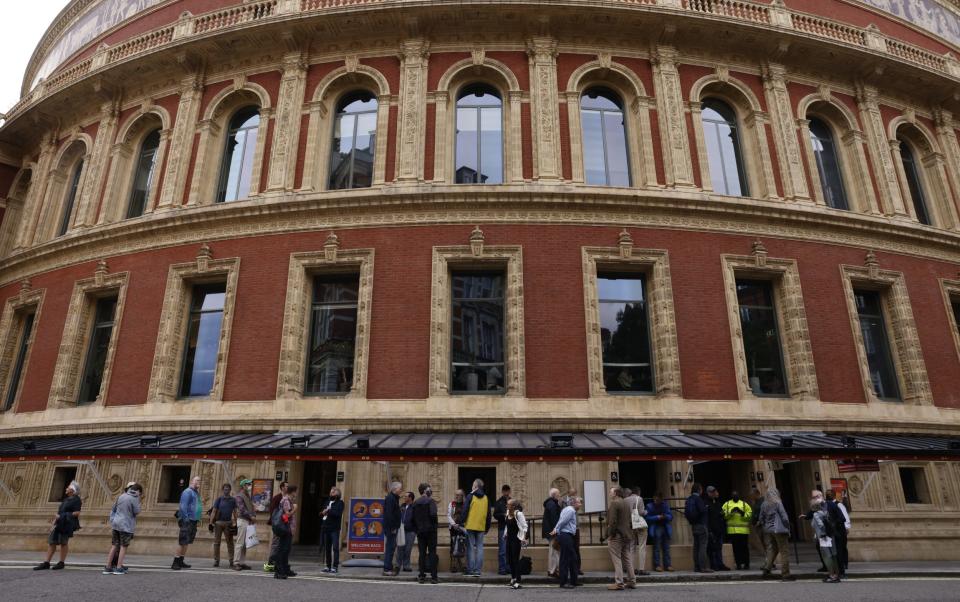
451, 273, 505, 393
329, 93, 377, 190
455, 85, 503, 184
598, 274, 653, 393
736, 280, 788, 396
305, 275, 359, 394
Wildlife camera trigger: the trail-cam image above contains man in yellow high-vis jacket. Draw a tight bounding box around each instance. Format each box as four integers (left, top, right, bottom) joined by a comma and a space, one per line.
722, 491, 753, 570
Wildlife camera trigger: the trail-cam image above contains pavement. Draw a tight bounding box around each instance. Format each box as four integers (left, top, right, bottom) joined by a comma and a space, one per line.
0, 550, 958, 584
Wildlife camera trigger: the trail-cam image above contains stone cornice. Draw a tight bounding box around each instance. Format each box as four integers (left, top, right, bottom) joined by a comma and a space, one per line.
1, 185, 959, 288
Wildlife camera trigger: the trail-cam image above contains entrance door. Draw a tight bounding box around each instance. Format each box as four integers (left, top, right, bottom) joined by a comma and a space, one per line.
299, 461, 338, 545
774, 460, 816, 543
617, 461, 658, 499
458, 466, 497, 495
689, 460, 753, 501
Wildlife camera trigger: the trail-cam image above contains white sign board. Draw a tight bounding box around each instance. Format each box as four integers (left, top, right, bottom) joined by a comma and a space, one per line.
583, 480, 607, 514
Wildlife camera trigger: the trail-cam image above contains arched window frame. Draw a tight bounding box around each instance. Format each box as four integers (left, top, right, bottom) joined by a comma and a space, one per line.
99, 107, 171, 224
187, 83, 272, 206
452, 83, 505, 185
433, 59, 522, 184
327, 92, 380, 190
215, 106, 262, 203
797, 95, 877, 216
889, 120, 959, 229
565, 61, 657, 188
689, 76, 776, 199
37, 136, 91, 242
301, 65, 391, 192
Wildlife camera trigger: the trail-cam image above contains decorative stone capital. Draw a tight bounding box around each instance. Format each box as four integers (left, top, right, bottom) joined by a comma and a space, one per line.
324, 232, 341, 262
470, 225, 485, 257
526, 36, 557, 61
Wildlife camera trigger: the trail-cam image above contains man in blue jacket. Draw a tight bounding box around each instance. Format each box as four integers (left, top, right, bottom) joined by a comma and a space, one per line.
382, 481, 403, 576
646, 492, 673, 571
172, 476, 202, 570
684, 483, 711, 573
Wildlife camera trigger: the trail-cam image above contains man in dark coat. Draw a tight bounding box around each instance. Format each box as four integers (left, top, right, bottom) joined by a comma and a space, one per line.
705, 486, 729, 570
684, 483, 711, 573
382, 481, 403, 576
493, 484, 511, 575
542, 488, 562, 577
412, 483, 439, 583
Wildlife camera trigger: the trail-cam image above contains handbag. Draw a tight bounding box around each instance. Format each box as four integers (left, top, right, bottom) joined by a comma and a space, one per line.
631, 498, 648, 530
451, 532, 466, 557
229, 524, 239, 537
397, 526, 406, 547
245, 524, 259, 548
519, 556, 533, 575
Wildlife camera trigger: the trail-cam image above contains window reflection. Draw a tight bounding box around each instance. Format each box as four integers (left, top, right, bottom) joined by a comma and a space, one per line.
581, 88, 630, 186
854, 289, 901, 401
898, 139, 931, 225
808, 118, 848, 210
735, 280, 788, 396
2, 312, 34, 412
127, 129, 161, 218
78, 296, 118, 404
216, 107, 260, 203
57, 160, 84, 237
306, 276, 359, 394
598, 274, 653, 393
455, 85, 503, 184
451, 273, 505, 393
179, 283, 226, 397
701, 99, 748, 196
329, 93, 378, 190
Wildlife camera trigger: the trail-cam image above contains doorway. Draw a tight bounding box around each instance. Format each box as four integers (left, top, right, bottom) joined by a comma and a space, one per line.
773, 460, 817, 543
617, 461, 658, 499
458, 466, 497, 495
299, 461, 338, 546
688, 460, 753, 501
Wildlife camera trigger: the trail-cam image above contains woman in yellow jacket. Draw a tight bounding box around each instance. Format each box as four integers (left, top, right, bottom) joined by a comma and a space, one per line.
721, 492, 753, 570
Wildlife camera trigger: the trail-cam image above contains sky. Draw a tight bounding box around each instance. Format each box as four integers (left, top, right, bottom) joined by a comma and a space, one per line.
0, 1, 69, 116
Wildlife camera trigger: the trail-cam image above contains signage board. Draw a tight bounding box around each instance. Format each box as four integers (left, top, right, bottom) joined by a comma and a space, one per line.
837, 459, 879, 473
347, 497, 385, 554
251, 479, 273, 513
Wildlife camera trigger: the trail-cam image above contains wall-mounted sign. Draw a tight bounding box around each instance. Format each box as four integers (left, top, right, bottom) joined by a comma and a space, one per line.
837, 459, 879, 473
251, 479, 273, 513
337, 471, 345, 482
610, 471, 618, 483
347, 497, 385, 554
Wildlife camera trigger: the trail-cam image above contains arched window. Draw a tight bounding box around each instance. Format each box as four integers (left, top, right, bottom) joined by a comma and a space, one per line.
57, 161, 84, 237
329, 92, 378, 190
126, 129, 161, 218
808, 118, 848, 210
580, 88, 630, 187
898, 139, 930, 225
701, 99, 748, 196
216, 106, 260, 203
455, 85, 502, 184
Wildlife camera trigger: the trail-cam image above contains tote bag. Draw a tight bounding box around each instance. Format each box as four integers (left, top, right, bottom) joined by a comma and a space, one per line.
631, 497, 648, 530
245, 524, 259, 548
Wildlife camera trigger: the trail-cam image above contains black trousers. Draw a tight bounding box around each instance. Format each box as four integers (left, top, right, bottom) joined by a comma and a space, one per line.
729, 533, 750, 568
708, 531, 724, 569
417, 530, 438, 579
320, 529, 340, 569
507, 536, 523, 583
835, 530, 848, 573
275, 532, 292, 574
557, 532, 578, 586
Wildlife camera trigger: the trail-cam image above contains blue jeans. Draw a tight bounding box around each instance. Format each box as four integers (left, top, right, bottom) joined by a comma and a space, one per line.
383, 531, 398, 572
466, 530, 485, 574
497, 524, 508, 574
652, 531, 671, 569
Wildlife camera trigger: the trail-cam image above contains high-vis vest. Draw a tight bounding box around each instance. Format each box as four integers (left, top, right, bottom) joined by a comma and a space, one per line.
721, 499, 752, 535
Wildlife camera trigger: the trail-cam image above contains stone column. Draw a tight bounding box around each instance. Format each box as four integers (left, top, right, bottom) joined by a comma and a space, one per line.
15, 137, 56, 249
395, 38, 429, 182
747, 110, 779, 200
74, 101, 120, 227
156, 73, 203, 210
842, 129, 882, 215
526, 36, 562, 182
855, 84, 908, 217
265, 52, 308, 193
762, 63, 810, 202
921, 150, 960, 230
933, 110, 960, 230
652, 46, 695, 188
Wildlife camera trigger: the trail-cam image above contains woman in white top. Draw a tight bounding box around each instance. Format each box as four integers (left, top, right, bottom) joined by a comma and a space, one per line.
503, 498, 528, 589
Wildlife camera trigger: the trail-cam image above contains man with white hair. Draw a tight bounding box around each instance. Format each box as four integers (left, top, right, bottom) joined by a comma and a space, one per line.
542, 488, 562, 577
383, 481, 403, 576
172, 476, 202, 570
34, 480, 82, 570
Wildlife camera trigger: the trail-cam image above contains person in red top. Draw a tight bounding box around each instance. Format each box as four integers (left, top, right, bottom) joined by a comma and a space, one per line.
264, 481, 287, 572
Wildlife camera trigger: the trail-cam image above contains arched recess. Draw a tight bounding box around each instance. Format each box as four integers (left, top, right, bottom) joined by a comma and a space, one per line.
0, 166, 34, 257
35, 135, 92, 243
187, 82, 272, 206
888, 117, 959, 230
432, 58, 523, 184
99, 107, 171, 224
797, 95, 876, 215
300, 65, 391, 191
689, 75, 777, 199
565, 60, 657, 188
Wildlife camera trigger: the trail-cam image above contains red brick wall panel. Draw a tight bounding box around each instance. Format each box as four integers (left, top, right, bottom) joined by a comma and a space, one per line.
424, 103, 436, 181
428, 53, 470, 90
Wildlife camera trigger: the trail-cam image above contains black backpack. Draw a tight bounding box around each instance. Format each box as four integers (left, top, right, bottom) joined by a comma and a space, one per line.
271, 506, 290, 536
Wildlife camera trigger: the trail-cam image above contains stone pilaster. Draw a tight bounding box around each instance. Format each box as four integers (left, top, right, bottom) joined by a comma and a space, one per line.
395, 38, 429, 182
265, 53, 308, 192
762, 63, 810, 202
526, 37, 562, 181
652, 46, 695, 188
156, 73, 203, 210
933, 110, 960, 230
856, 84, 908, 217
74, 101, 120, 227
15, 137, 56, 249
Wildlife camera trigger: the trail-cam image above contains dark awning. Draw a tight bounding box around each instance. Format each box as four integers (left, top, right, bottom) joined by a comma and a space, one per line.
1, 430, 957, 461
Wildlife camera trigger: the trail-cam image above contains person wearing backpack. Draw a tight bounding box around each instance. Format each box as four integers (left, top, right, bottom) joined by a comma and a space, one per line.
103, 482, 142, 575
684, 483, 711, 573
271, 484, 298, 579
264, 481, 287, 573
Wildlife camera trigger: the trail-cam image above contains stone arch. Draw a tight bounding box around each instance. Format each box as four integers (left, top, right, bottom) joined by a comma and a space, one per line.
35, 136, 92, 242
891, 117, 958, 229
564, 60, 657, 187
301, 66, 392, 190
690, 74, 775, 199
116, 105, 172, 146
433, 58, 523, 183
100, 108, 171, 224
798, 94, 875, 214
202, 81, 272, 122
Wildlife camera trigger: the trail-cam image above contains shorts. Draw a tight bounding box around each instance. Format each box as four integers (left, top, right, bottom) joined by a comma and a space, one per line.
178, 520, 198, 545
112, 529, 134, 547
48, 530, 72, 546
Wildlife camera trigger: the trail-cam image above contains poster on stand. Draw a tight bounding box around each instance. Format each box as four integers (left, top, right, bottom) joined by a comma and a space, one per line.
347, 497, 385, 554
251, 479, 273, 513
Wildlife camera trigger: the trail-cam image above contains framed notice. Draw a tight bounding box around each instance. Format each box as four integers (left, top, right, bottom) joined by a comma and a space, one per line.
583, 480, 607, 514
251, 479, 273, 513
347, 497, 385, 554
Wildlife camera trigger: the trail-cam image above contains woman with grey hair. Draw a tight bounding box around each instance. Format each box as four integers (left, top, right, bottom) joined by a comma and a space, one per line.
34, 481, 82, 570
757, 487, 794, 581
811, 498, 841, 583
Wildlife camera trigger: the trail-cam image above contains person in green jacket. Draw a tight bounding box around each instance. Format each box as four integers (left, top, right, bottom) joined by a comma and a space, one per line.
721, 491, 753, 570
